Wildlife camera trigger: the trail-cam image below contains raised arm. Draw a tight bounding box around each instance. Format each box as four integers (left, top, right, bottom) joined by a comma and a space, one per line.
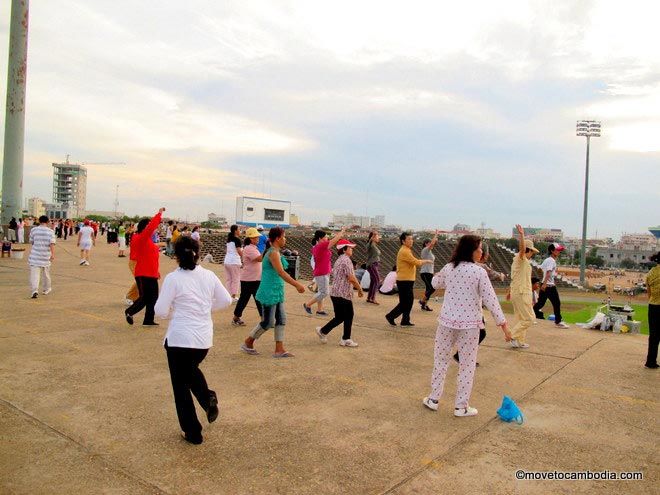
328, 227, 347, 249
144, 207, 166, 239
515, 224, 525, 259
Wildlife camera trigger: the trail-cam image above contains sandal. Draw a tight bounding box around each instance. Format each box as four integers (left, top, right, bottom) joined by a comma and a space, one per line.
272, 351, 295, 358
240, 343, 259, 355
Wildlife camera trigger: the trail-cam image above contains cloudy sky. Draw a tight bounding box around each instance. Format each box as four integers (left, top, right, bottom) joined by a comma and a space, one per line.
0, 0, 658, 237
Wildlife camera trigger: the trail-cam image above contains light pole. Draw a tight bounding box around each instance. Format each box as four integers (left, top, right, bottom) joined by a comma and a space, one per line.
576, 120, 601, 287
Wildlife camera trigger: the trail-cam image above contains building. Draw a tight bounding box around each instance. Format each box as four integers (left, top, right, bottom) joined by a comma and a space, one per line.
452, 223, 471, 233
235, 196, 291, 228
619, 233, 658, 250
475, 227, 501, 239
649, 226, 660, 241
290, 213, 300, 226
207, 213, 227, 224
512, 226, 564, 241
372, 215, 385, 228
27, 197, 46, 217
52, 160, 87, 218
596, 246, 656, 267
332, 213, 385, 228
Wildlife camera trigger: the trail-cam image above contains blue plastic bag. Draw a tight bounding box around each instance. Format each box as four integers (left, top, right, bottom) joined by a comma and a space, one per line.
497, 395, 524, 424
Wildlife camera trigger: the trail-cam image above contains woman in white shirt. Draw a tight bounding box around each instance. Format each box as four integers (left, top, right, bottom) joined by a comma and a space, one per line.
154, 236, 232, 445
224, 224, 243, 302
77, 220, 96, 266
422, 235, 511, 417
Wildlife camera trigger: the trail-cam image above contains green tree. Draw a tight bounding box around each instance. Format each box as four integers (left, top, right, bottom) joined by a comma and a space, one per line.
620, 258, 636, 269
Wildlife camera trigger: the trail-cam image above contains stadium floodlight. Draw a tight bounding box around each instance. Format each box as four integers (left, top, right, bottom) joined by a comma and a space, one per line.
576, 120, 602, 287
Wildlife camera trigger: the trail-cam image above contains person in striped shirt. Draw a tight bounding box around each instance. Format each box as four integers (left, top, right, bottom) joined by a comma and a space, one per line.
28, 215, 56, 299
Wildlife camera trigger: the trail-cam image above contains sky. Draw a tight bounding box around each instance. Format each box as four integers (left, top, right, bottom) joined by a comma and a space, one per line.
0, 0, 659, 238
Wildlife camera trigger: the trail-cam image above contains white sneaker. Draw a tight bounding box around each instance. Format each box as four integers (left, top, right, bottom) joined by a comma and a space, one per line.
422, 397, 439, 411
454, 406, 478, 417
42, 288, 52, 295
31, 291, 38, 299
124, 298, 134, 306
83, 260, 90, 266
316, 327, 327, 344
339, 339, 358, 347
231, 297, 239, 304
556, 322, 570, 329
79, 260, 85, 265
510, 339, 520, 348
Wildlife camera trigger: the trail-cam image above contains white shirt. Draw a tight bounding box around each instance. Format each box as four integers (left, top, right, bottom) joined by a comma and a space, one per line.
191, 231, 200, 241
155, 265, 232, 349
380, 271, 397, 293
224, 240, 242, 265
360, 270, 371, 290
79, 226, 94, 244
432, 262, 506, 330
166, 226, 173, 240
540, 257, 557, 286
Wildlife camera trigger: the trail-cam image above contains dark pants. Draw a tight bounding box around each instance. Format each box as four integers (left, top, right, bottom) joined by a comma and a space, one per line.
126, 276, 159, 324
534, 285, 562, 324
164, 340, 213, 439
321, 296, 354, 340
386, 280, 415, 324
234, 280, 263, 318
367, 262, 381, 301
647, 304, 659, 366
420, 272, 435, 301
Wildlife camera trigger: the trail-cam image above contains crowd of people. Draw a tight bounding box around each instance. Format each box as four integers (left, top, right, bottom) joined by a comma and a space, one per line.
14, 211, 659, 445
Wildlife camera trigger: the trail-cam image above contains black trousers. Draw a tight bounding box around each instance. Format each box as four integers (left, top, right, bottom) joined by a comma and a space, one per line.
533, 285, 562, 324
386, 280, 415, 324
647, 304, 659, 366
164, 340, 213, 438
234, 280, 263, 318
321, 296, 354, 340
420, 272, 435, 301
126, 276, 159, 324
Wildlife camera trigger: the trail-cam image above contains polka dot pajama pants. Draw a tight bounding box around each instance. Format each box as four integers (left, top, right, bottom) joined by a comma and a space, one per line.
429, 325, 479, 409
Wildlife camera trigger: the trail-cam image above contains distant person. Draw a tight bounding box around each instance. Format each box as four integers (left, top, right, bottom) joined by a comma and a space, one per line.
165, 220, 174, 256
379, 266, 398, 295
224, 224, 243, 302
419, 232, 439, 311
232, 228, 263, 326
422, 235, 510, 417
8, 217, 17, 242
354, 263, 366, 283
117, 222, 127, 257
241, 227, 306, 357
534, 243, 570, 328
77, 220, 95, 266
125, 208, 166, 326
256, 225, 268, 254
303, 227, 346, 316
28, 215, 56, 299
360, 268, 371, 291
17, 217, 25, 244
155, 236, 232, 445
1, 237, 11, 257
191, 226, 201, 242
385, 232, 433, 327
507, 224, 539, 349
645, 252, 660, 369
365, 231, 382, 304
531, 276, 543, 318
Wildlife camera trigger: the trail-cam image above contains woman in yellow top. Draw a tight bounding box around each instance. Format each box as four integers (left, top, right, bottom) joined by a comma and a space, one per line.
645, 252, 660, 369
385, 232, 433, 327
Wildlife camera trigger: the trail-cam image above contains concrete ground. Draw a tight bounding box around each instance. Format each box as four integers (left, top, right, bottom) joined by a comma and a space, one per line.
0, 238, 657, 495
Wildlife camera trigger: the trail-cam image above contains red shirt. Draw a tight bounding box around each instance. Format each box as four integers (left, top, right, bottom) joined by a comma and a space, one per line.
132, 212, 162, 278
312, 239, 332, 276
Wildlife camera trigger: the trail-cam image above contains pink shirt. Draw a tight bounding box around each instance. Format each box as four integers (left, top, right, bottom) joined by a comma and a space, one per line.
432, 262, 506, 330
312, 239, 332, 276
240, 244, 262, 281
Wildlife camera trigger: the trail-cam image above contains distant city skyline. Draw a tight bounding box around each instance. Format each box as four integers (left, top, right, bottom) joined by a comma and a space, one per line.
1, 1, 659, 237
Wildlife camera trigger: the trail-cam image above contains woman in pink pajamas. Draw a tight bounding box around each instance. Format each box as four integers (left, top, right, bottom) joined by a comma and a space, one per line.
422, 235, 511, 417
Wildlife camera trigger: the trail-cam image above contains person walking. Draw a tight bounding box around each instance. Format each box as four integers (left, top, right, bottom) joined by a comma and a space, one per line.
17, 217, 25, 244
385, 232, 433, 327
365, 231, 381, 305
232, 228, 263, 326
241, 227, 306, 358
125, 208, 165, 326
27, 215, 56, 299
534, 243, 570, 328
303, 227, 346, 316
507, 224, 539, 349
77, 220, 96, 266
155, 235, 232, 445
8, 217, 17, 242
315, 239, 363, 347
419, 232, 439, 311
165, 220, 174, 256
117, 222, 127, 257
224, 225, 243, 302
422, 235, 510, 417
645, 252, 660, 369
191, 226, 201, 243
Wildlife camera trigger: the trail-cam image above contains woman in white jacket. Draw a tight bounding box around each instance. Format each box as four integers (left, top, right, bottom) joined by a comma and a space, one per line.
422, 235, 511, 417
155, 236, 232, 445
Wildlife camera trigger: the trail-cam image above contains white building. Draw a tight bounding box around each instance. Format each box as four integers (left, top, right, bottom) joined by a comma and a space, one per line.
27, 197, 46, 217
52, 161, 87, 217
619, 233, 657, 250
235, 196, 291, 228
332, 213, 385, 228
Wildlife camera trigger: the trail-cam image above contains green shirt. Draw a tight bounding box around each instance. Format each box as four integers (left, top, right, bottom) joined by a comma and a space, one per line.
256, 248, 289, 306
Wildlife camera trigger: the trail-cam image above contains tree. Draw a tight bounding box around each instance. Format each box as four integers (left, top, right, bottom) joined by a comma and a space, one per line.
619, 258, 636, 269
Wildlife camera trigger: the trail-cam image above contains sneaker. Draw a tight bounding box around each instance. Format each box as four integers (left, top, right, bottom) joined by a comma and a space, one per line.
83, 261, 90, 266
339, 339, 358, 347
422, 305, 433, 312
303, 303, 312, 315
385, 315, 397, 327
316, 311, 328, 316
400, 322, 415, 327
231, 297, 239, 304
422, 397, 439, 411
206, 391, 219, 423
79, 260, 85, 266
31, 291, 38, 299
510, 339, 520, 348
125, 311, 134, 326
124, 298, 134, 306
454, 406, 478, 417
181, 432, 203, 445
232, 318, 246, 326
518, 342, 530, 349
42, 288, 52, 295
142, 322, 160, 326
316, 327, 327, 344
555, 322, 570, 329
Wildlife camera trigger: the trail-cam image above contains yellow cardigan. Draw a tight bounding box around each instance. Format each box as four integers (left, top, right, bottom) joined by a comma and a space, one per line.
396, 246, 424, 281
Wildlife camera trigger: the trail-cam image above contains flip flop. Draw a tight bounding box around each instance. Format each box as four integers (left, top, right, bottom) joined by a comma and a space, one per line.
272, 351, 295, 358
240, 343, 259, 355
316, 311, 328, 316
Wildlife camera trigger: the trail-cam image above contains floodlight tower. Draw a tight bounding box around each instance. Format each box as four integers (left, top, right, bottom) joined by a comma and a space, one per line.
576, 120, 601, 286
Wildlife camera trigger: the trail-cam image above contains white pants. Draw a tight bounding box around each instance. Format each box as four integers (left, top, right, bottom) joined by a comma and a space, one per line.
429, 325, 480, 408
30, 265, 51, 293
17, 227, 24, 243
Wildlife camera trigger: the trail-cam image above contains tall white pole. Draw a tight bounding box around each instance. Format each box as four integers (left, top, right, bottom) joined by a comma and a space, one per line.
580, 136, 590, 285
1, 0, 30, 224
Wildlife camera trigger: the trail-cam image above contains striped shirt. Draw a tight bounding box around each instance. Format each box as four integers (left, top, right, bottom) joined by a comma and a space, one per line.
28, 225, 56, 267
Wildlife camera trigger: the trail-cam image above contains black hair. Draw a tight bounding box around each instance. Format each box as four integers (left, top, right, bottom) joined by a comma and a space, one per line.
368, 231, 378, 243
228, 224, 240, 243
269, 226, 285, 243
399, 232, 411, 245
450, 235, 482, 267
192, 226, 199, 232
312, 230, 326, 246
531, 276, 540, 284
38, 215, 49, 224
136, 218, 150, 233
174, 236, 199, 270
243, 237, 252, 247
548, 244, 557, 254
650, 252, 660, 263
339, 245, 350, 254
423, 238, 431, 247
168, 220, 173, 226
360, 263, 367, 269
392, 265, 397, 271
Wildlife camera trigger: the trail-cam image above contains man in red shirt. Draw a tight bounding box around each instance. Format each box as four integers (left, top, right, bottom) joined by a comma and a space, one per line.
125, 208, 165, 326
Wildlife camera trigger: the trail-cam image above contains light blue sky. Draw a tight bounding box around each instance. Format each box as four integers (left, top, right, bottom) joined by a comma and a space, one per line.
1, 0, 658, 237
